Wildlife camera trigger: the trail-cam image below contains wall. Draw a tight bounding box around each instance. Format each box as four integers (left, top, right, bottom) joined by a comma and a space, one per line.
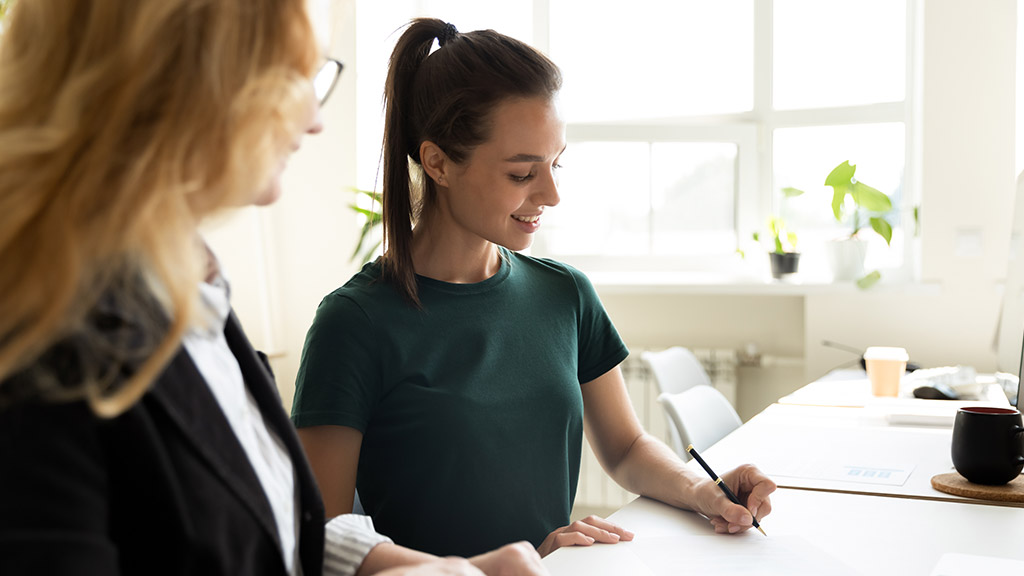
204, 0, 361, 413
597, 293, 805, 421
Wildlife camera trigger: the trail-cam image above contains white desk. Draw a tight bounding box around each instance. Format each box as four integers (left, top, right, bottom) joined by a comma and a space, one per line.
544, 373, 1024, 574
544, 491, 1024, 575
778, 368, 1011, 411
694, 402, 986, 503
706, 371, 1018, 504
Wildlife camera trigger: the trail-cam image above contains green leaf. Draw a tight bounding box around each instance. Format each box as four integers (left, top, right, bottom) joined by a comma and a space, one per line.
350, 216, 383, 263
358, 239, 383, 265
851, 182, 892, 212
781, 187, 805, 198
827, 189, 843, 223
350, 205, 383, 224
869, 216, 893, 245
856, 270, 882, 289
347, 188, 384, 264
825, 161, 856, 221
825, 161, 857, 188
352, 187, 382, 201
766, 217, 785, 253
786, 231, 798, 250
752, 231, 760, 242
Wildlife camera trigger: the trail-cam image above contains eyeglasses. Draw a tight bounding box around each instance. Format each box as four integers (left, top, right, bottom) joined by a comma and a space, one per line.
314, 58, 343, 105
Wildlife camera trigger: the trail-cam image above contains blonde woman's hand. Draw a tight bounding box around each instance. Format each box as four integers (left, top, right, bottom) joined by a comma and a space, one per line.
535, 516, 634, 558
695, 463, 776, 534
468, 541, 548, 575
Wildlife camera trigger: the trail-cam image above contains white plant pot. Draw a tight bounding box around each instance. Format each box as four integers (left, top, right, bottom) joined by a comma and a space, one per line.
825, 238, 868, 282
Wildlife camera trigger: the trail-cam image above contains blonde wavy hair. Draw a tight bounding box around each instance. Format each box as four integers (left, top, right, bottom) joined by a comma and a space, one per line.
0, 0, 319, 417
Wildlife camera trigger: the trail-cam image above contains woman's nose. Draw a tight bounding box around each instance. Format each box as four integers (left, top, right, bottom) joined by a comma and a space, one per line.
307, 102, 324, 135
536, 166, 560, 207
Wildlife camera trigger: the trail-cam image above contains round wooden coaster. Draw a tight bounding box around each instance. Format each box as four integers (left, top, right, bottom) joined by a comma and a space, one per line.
931, 471, 1024, 502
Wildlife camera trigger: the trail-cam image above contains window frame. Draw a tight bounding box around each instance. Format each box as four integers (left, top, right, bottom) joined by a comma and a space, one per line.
529, 0, 919, 281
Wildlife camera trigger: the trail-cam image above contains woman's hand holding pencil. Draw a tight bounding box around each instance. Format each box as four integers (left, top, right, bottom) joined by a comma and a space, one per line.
687, 445, 777, 535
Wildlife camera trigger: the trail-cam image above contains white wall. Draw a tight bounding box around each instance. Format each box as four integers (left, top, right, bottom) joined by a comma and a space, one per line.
210, 0, 1018, 420
204, 0, 361, 412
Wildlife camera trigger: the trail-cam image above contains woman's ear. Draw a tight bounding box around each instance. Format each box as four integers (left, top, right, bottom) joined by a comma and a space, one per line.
419, 141, 450, 188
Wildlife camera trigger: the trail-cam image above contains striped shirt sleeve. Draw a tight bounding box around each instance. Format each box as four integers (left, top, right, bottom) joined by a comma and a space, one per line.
322, 514, 393, 576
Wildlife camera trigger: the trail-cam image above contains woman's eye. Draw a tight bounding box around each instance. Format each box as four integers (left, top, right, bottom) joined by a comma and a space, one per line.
510, 173, 533, 183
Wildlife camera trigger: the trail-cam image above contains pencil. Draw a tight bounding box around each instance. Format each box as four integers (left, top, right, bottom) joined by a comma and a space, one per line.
686, 444, 767, 536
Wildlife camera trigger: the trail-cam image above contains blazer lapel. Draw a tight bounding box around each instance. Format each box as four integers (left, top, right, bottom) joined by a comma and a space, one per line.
146, 347, 282, 550
223, 312, 325, 572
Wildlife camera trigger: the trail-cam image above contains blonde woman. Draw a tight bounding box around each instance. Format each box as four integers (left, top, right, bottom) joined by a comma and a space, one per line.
0, 2, 545, 575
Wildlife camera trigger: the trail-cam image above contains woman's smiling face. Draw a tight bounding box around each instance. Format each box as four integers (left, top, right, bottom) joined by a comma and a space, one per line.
437, 96, 566, 252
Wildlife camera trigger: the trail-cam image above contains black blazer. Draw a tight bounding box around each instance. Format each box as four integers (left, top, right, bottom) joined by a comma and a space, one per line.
0, 312, 325, 575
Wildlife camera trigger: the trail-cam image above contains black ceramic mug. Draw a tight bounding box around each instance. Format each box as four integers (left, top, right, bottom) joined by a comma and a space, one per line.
951, 407, 1024, 485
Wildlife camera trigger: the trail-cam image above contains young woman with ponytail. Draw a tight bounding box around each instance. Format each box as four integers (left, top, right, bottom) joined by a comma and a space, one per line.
293, 18, 777, 561
0, 3, 543, 575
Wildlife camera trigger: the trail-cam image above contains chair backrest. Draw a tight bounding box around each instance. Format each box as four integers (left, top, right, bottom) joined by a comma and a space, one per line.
640, 347, 713, 396
658, 385, 742, 459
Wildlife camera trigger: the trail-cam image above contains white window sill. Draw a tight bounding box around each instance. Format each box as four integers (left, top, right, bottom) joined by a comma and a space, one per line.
586, 270, 941, 296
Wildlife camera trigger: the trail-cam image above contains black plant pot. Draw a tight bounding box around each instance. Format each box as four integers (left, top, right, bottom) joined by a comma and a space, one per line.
769, 252, 800, 279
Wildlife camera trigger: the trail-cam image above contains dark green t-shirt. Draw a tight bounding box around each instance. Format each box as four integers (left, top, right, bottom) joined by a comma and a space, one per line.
291, 249, 629, 557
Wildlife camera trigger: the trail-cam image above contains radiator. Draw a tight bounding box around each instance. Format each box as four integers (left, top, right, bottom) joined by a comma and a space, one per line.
574, 348, 739, 512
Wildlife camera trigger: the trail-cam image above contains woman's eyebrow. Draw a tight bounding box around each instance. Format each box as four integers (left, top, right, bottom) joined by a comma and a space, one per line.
503, 145, 567, 163
503, 153, 545, 162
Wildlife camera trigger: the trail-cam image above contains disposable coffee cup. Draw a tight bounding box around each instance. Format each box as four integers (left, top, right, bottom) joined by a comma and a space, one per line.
951, 407, 1024, 485
864, 346, 908, 397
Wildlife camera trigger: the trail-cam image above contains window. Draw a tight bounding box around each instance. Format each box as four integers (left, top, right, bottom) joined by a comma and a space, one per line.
355, 0, 914, 279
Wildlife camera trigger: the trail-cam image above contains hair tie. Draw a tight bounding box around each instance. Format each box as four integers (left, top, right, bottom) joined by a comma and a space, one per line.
438, 22, 459, 47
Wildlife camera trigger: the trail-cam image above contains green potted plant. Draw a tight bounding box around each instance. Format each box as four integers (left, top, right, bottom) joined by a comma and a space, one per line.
349, 188, 383, 264
752, 187, 804, 279
786, 160, 893, 286
823, 160, 892, 284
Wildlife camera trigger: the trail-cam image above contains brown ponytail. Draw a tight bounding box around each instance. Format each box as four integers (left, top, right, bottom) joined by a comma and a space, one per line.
381, 18, 561, 306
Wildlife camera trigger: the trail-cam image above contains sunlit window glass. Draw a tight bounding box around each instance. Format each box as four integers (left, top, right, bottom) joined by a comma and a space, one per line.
550, 0, 754, 122
536, 142, 650, 256
651, 143, 738, 256
774, 0, 906, 110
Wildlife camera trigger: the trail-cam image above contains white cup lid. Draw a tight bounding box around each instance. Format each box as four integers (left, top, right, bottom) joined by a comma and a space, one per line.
863, 346, 909, 361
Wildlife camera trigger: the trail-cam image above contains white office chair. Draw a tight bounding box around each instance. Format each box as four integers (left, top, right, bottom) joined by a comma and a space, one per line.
640, 347, 713, 395
641, 347, 715, 453
658, 385, 742, 459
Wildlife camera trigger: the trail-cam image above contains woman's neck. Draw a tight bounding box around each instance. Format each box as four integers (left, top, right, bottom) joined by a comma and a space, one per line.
411, 219, 501, 284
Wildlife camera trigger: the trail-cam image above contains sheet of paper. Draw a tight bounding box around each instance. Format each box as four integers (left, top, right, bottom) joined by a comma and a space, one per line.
629, 534, 859, 576
764, 460, 915, 486
930, 552, 1024, 575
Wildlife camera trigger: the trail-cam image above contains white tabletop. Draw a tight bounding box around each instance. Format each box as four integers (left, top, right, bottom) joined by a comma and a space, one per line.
544, 372, 1024, 574
544, 491, 1024, 575
778, 369, 1011, 410
694, 402, 978, 501
735, 369, 1014, 501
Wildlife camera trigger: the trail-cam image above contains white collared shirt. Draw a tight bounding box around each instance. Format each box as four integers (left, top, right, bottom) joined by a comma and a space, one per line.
182, 257, 391, 576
